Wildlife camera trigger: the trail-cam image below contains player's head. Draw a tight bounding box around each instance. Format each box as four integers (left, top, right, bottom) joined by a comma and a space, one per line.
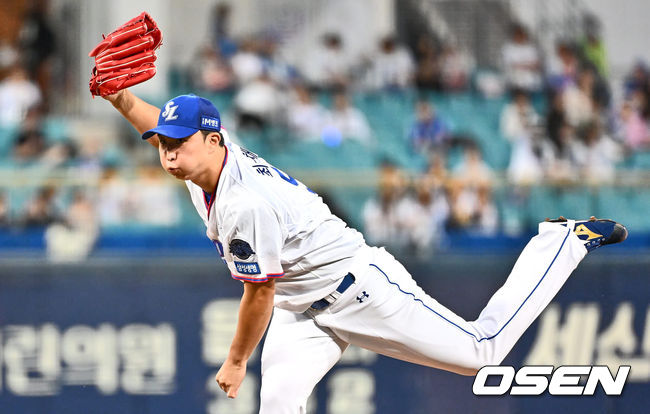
142, 95, 224, 180
142, 94, 224, 180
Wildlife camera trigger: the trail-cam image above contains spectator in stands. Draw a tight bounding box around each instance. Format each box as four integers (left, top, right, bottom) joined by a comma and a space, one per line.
0, 65, 42, 125
97, 168, 130, 226
12, 105, 79, 169
414, 35, 442, 91
301, 33, 352, 91
571, 121, 622, 183
77, 135, 103, 174
40, 139, 78, 169
445, 182, 475, 231
546, 91, 567, 152
321, 91, 372, 145
547, 41, 580, 91
501, 23, 542, 93
452, 143, 494, 189
364, 34, 415, 91
230, 38, 264, 86
618, 100, 650, 150
287, 84, 328, 140
362, 160, 409, 248
17, 0, 55, 103
581, 14, 608, 79
45, 189, 99, 262
423, 152, 448, 191
623, 64, 650, 130
209, 3, 237, 58
397, 174, 449, 253
500, 89, 550, 184
446, 182, 498, 235
474, 185, 499, 235
408, 100, 449, 154
447, 144, 496, 232
544, 91, 580, 181
258, 34, 295, 87
132, 166, 181, 226
563, 67, 597, 127
234, 71, 285, 130
0, 191, 10, 228
191, 45, 234, 92
500, 89, 542, 141
13, 127, 46, 162
623, 60, 650, 100
557, 42, 611, 113
11, 105, 54, 164
21, 185, 60, 227
0, 40, 19, 77
547, 122, 579, 183
439, 42, 472, 92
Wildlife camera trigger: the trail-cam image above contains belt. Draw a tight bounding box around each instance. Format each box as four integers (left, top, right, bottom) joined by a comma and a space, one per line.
310, 273, 356, 310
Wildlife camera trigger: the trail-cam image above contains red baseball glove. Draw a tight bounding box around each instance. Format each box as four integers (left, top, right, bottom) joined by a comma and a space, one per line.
89, 12, 162, 97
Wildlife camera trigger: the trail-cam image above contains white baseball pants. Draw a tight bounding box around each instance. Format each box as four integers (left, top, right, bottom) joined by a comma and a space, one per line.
259, 221, 587, 413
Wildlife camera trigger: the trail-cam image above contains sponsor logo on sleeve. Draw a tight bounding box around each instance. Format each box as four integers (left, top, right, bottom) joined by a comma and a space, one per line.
234, 261, 261, 275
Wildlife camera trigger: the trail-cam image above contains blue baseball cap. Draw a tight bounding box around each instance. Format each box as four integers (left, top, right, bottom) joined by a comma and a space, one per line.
142, 94, 221, 140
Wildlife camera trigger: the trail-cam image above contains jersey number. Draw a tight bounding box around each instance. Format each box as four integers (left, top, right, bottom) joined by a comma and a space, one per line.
271, 167, 316, 194
271, 167, 298, 186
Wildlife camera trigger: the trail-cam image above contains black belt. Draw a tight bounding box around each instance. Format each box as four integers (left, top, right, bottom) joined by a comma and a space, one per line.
310, 273, 356, 310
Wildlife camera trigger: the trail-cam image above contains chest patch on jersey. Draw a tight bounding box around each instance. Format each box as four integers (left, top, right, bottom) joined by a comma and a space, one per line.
229, 239, 255, 260
234, 261, 261, 275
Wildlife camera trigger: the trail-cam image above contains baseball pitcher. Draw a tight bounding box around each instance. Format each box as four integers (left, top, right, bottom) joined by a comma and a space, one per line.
89, 13, 628, 413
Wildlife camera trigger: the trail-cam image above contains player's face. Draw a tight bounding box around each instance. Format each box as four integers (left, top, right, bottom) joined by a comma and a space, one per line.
158, 131, 211, 180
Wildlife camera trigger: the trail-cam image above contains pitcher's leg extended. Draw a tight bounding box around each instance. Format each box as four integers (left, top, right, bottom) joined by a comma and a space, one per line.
318, 221, 588, 375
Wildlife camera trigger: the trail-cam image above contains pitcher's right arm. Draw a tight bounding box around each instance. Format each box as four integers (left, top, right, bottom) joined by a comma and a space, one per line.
104, 89, 161, 148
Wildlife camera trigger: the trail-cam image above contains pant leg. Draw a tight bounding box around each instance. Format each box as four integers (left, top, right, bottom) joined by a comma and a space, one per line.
260, 307, 348, 414
313, 221, 587, 375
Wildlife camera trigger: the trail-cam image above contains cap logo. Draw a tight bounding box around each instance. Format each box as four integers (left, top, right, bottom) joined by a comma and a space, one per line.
162, 101, 179, 121
201, 116, 221, 130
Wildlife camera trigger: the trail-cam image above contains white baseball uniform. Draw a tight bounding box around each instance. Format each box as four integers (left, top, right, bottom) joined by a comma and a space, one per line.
187, 133, 589, 413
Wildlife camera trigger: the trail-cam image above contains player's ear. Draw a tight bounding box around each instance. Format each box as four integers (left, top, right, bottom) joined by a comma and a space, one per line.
204, 132, 222, 148
214, 132, 224, 147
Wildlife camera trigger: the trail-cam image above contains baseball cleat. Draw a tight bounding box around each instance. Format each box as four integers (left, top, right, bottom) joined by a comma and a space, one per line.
545, 216, 628, 252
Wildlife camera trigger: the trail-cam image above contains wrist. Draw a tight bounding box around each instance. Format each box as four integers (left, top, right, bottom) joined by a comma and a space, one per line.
108, 90, 130, 111
226, 354, 247, 367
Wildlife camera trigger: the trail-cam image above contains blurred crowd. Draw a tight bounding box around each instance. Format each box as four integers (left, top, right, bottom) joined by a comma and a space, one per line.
496, 22, 650, 186
0, 2, 189, 260
2, 2, 650, 259
363, 143, 497, 255
361, 17, 650, 252
190, 4, 471, 144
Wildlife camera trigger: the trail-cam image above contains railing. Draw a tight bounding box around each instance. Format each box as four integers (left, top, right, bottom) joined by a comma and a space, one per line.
4, 167, 650, 188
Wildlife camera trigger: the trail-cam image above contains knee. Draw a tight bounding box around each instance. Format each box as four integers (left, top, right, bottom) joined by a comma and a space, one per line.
460, 347, 506, 375
461, 358, 506, 378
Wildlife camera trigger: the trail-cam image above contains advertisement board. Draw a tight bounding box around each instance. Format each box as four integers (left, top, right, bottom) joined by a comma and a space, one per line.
0, 255, 647, 413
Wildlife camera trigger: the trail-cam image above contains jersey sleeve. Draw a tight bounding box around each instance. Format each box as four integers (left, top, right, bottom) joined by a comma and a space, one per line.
222, 200, 285, 283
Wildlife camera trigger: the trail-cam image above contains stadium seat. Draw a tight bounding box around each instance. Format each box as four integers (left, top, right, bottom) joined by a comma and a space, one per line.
0, 125, 18, 159
629, 150, 650, 169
